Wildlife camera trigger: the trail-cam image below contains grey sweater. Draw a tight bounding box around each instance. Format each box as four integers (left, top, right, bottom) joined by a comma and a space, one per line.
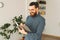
25, 13, 45, 40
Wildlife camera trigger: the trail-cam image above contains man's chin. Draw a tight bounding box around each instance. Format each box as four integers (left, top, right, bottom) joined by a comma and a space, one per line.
30, 13, 37, 17
30, 15, 35, 17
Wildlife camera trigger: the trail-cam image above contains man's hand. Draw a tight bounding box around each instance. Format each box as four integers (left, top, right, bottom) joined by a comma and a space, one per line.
18, 23, 27, 35
18, 27, 27, 35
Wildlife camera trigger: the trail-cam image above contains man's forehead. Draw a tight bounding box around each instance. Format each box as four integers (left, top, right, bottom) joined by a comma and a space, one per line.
28, 5, 35, 9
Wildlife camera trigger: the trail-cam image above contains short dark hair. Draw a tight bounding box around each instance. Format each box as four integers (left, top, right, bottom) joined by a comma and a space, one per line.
29, 2, 39, 8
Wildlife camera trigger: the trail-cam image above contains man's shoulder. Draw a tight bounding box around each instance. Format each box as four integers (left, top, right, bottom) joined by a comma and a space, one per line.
26, 16, 31, 20
39, 15, 45, 21
27, 15, 31, 18
38, 12, 45, 20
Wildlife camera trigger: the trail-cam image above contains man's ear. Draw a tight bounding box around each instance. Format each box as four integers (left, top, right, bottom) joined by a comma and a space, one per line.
36, 8, 39, 11
36, 8, 38, 10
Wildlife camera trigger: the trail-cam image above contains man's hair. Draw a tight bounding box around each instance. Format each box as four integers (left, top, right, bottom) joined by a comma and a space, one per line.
29, 2, 39, 8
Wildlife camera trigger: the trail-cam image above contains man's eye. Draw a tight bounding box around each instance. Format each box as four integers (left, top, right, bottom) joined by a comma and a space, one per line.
31, 9, 34, 10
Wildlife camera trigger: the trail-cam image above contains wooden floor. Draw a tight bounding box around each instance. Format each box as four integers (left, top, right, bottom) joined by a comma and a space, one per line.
42, 34, 60, 40
20, 34, 60, 40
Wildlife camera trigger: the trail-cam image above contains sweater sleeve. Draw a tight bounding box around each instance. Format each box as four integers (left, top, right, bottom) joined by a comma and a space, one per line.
25, 18, 45, 40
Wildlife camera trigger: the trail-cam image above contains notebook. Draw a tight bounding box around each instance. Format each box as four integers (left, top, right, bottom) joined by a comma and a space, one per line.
14, 20, 31, 32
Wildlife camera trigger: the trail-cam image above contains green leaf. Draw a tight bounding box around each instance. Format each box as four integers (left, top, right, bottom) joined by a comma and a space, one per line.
0, 23, 11, 29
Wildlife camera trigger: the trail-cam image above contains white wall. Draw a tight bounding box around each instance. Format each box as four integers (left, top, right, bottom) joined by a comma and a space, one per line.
0, 0, 27, 25
0, 0, 27, 40
43, 0, 60, 37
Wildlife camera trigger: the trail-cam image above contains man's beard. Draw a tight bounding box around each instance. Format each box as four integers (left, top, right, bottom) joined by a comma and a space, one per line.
30, 12, 37, 17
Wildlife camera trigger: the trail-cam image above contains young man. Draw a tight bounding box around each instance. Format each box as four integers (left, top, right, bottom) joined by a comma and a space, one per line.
18, 2, 45, 40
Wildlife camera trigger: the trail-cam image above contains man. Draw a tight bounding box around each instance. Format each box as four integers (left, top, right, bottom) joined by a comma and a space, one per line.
18, 2, 45, 40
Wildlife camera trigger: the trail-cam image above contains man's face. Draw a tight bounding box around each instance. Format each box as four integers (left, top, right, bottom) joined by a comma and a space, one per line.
28, 5, 38, 17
